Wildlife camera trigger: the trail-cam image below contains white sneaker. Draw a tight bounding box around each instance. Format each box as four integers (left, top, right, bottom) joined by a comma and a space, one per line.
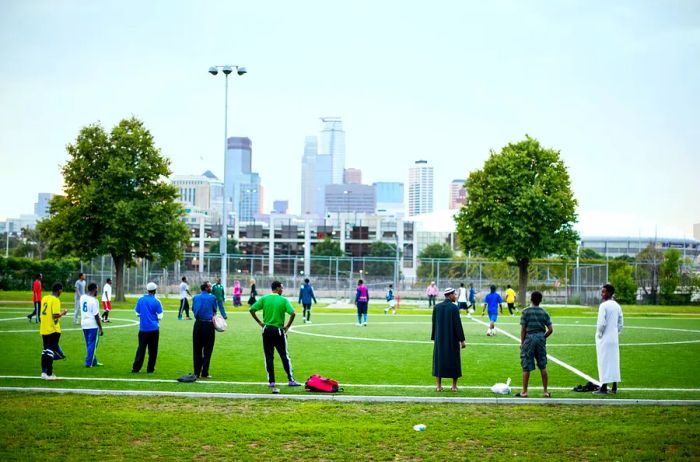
363, 322, 367, 326
45, 374, 58, 381
307, 320, 312, 324
41, 372, 48, 380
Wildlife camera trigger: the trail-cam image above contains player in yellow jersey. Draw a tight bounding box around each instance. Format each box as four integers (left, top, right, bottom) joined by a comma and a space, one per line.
40, 283, 68, 380
505, 284, 518, 316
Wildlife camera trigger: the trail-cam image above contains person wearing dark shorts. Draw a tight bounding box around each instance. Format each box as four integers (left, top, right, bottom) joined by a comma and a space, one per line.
517, 291, 553, 398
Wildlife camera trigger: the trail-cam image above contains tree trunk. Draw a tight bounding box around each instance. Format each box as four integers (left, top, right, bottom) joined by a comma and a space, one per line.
113, 254, 126, 302
517, 258, 529, 307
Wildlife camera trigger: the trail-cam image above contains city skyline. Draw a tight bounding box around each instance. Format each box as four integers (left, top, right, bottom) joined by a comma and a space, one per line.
1, 1, 698, 234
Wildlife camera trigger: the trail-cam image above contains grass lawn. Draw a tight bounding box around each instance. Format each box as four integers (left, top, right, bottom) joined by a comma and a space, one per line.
1, 291, 699, 460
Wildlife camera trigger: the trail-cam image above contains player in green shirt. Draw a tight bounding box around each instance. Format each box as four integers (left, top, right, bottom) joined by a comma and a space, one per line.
212, 277, 227, 319
249, 281, 300, 394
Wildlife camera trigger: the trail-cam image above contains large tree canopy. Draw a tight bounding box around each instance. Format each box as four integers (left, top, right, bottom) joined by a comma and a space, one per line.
38, 117, 190, 301
454, 136, 579, 306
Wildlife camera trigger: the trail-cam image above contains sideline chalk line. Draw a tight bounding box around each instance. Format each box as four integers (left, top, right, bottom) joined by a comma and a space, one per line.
1, 386, 698, 406
2, 375, 699, 392
469, 316, 602, 386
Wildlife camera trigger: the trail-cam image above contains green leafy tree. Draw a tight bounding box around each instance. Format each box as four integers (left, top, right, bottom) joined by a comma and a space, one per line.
608, 262, 637, 304
364, 241, 397, 277
579, 248, 604, 260
659, 249, 681, 303
417, 242, 454, 279
455, 136, 579, 306
636, 244, 662, 304
37, 117, 190, 301
311, 237, 344, 276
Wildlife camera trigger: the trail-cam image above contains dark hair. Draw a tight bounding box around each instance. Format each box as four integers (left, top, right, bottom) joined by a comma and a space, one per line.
36, 273, 42, 279
271, 280, 283, 291
460, 282, 464, 287
87, 282, 98, 293
389, 284, 393, 288
106, 278, 112, 283
603, 283, 615, 296
78, 272, 84, 278
182, 276, 187, 282
358, 279, 364, 285
52, 282, 63, 293
304, 278, 310, 283
490, 285, 496, 292
507, 284, 511, 289
530, 291, 543, 305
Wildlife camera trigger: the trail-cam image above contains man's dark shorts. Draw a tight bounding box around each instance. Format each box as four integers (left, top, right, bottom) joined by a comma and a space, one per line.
520, 333, 547, 371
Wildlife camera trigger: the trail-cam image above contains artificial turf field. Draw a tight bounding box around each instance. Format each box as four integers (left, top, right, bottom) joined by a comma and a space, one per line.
1, 293, 699, 460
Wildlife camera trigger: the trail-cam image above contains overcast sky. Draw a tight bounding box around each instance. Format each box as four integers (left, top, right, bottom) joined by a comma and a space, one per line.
1, 0, 698, 235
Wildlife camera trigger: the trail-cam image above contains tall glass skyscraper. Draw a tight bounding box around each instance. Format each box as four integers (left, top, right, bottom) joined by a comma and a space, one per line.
408, 160, 433, 216
319, 117, 345, 185
225, 136, 261, 222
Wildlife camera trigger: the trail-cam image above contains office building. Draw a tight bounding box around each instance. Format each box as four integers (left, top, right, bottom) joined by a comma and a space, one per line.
325, 184, 376, 214
343, 168, 362, 185
273, 200, 289, 214
225, 137, 262, 223
373, 182, 404, 216
408, 160, 433, 216
449, 179, 467, 209
319, 117, 345, 184
301, 136, 318, 215
34, 193, 54, 218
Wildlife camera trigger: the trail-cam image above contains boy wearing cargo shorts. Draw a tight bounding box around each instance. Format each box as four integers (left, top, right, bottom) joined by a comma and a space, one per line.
516, 291, 553, 398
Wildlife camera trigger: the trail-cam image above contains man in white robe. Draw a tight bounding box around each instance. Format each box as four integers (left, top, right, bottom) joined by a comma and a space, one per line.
594, 283, 624, 395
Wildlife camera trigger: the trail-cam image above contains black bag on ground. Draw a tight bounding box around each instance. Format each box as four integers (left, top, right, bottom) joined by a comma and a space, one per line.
177, 374, 197, 383
573, 381, 600, 392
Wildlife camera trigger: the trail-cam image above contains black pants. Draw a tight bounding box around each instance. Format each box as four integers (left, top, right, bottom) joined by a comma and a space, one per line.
193, 320, 216, 377
41, 333, 61, 375
508, 303, 516, 315
179, 298, 190, 318
262, 326, 294, 384
428, 295, 436, 307
302, 303, 312, 321
132, 330, 159, 373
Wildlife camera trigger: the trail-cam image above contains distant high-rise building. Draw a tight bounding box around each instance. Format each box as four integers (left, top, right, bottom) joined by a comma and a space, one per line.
314, 155, 333, 215
319, 117, 345, 184
273, 200, 289, 214
449, 179, 467, 209
34, 193, 54, 218
170, 173, 223, 225
301, 136, 318, 215
225, 137, 262, 223
325, 184, 376, 214
343, 168, 362, 185
408, 160, 433, 216
373, 182, 404, 216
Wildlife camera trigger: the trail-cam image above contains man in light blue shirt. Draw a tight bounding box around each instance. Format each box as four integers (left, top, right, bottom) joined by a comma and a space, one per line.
131, 282, 163, 374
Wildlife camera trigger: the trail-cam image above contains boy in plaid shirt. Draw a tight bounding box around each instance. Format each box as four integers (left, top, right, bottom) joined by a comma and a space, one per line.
516, 291, 553, 398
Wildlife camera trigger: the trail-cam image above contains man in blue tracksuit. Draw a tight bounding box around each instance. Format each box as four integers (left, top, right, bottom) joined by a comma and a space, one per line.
298, 278, 317, 324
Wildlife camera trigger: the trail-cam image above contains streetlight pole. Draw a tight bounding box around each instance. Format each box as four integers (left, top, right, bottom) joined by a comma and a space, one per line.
209, 64, 246, 293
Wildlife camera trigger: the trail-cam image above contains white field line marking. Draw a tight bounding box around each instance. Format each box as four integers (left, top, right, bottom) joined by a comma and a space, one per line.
469, 316, 602, 386
0, 317, 29, 322
289, 322, 700, 347
2, 375, 699, 393
0, 317, 139, 334
2, 387, 699, 405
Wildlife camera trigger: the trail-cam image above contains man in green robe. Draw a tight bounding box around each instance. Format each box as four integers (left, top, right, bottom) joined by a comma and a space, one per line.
431, 288, 466, 392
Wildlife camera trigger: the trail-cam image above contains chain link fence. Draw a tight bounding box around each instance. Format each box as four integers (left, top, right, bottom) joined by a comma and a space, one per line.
77, 254, 614, 305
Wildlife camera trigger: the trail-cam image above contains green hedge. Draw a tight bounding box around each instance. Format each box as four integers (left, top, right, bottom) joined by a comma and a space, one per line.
0, 257, 80, 291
